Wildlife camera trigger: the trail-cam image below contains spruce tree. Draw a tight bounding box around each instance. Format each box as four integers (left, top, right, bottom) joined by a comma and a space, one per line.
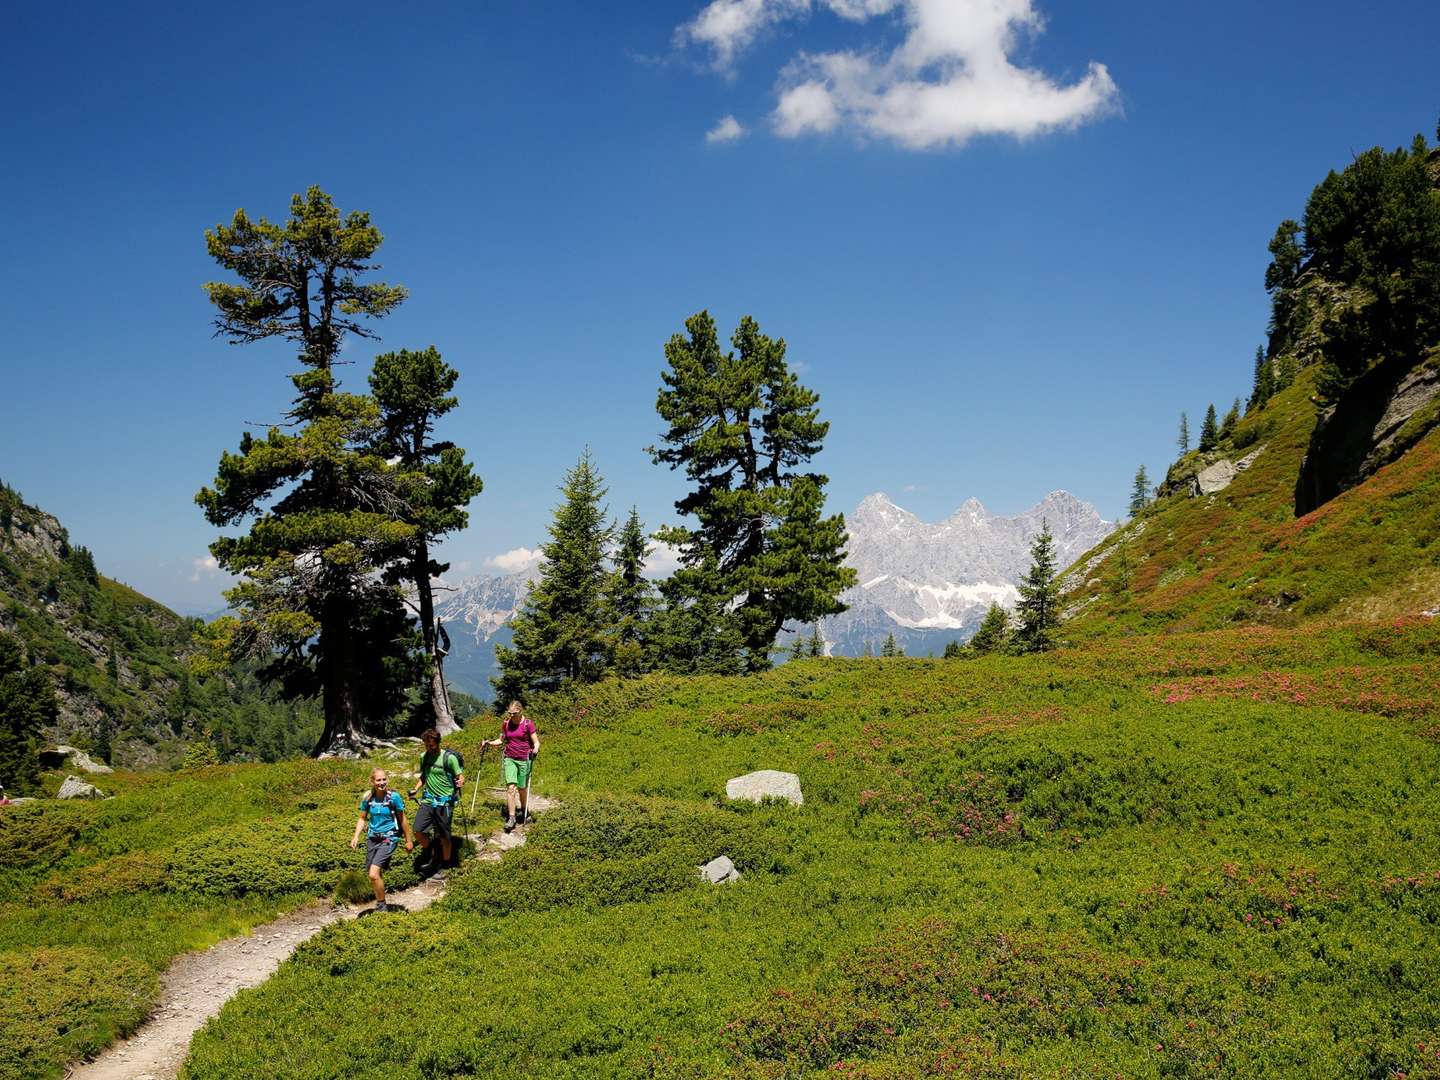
1265, 219, 1304, 354
649, 312, 856, 672
493, 452, 613, 700
881, 632, 899, 658
647, 562, 747, 675
1198, 404, 1219, 453
604, 507, 656, 676
0, 631, 56, 794
1013, 521, 1060, 654
369, 346, 484, 733
1129, 465, 1150, 517
1248, 346, 1275, 412
942, 640, 963, 659
1177, 412, 1190, 454
969, 603, 1010, 655
1220, 399, 1241, 442
195, 187, 414, 756
807, 623, 824, 658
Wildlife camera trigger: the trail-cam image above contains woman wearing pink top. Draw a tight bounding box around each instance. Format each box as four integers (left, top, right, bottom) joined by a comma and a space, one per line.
483, 700, 539, 831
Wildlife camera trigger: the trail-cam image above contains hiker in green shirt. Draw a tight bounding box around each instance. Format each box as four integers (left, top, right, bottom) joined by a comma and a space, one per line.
408, 726, 464, 874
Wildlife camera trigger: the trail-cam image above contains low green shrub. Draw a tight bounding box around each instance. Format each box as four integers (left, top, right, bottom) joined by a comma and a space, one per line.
33, 850, 167, 903
166, 808, 419, 897
0, 946, 157, 1080
0, 802, 96, 870
444, 793, 787, 914
332, 868, 373, 905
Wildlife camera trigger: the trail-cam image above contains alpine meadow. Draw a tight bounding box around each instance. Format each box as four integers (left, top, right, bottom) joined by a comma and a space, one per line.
3, 5, 1440, 1079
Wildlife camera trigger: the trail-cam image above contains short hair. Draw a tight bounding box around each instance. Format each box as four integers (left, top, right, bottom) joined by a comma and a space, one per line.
420, 727, 441, 742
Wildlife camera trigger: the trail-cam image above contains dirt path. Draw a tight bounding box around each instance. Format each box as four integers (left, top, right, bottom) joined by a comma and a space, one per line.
68, 796, 552, 1080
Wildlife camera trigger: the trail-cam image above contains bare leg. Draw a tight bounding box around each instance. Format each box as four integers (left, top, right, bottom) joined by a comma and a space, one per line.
506, 783, 518, 821
368, 864, 385, 904
519, 785, 529, 822
440, 836, 453, 861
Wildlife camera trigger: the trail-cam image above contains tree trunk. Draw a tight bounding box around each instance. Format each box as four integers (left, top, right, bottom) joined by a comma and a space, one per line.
313, 592, 368, 756
412, 541, 459, 734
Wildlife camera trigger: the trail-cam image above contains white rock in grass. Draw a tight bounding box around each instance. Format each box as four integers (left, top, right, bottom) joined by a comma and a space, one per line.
57, 774, 107, 799
699, 855, 740, 884
725, 770, 803, 806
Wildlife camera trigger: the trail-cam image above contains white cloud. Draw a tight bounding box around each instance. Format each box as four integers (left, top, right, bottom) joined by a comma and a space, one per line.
680, 0, 1119, 150
644, 540, 685, 579
706, 114, 748, 143
189, 555, 219, 583
484, 546, 543, 574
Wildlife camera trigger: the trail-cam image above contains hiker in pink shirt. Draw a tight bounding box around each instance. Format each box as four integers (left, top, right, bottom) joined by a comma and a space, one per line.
483, 700, 539, 832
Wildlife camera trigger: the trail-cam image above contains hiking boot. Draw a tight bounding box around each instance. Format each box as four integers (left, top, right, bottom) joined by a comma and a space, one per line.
374, 901, 389, 913
503, 816, 516, 833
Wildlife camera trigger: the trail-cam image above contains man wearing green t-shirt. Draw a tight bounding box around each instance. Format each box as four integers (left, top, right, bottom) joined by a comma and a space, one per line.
409, 726, 464, 874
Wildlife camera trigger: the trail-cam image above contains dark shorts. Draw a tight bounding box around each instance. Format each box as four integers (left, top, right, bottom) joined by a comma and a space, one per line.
414, 801, 453, 839
366, 833, 398, 870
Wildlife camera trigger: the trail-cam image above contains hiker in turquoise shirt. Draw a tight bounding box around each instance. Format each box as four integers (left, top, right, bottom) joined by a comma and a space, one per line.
408, 726, 464, 875
350, 769, 412, 913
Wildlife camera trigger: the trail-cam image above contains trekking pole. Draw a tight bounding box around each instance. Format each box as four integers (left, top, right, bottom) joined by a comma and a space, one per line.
469, 742, 488, 819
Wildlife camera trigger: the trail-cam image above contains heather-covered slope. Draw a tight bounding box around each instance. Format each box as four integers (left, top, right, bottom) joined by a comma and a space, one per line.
1060, 368, 1440, 637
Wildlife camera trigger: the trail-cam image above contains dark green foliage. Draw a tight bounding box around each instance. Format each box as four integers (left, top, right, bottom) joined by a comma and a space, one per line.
942, 640, 963, 659
1249, 345, 1275, 412
1128, 464, 1149, 517
1302, 135, 1440, 402
649, 312, 855, 672
1013, 523, 1059, 654
603, 507, 655, 676
0, 630, 56, 794
1198, 403, 1219, 452
880, 632, 900, 658
196, 187, 417, 754
369, 345, 484, 731
1220, 398, 1241, 442
969, 602, 1011, 655
1264, 218, 1303, 354
647, 564, 748, 675
1177, 411, 1189, 454
494, 452, 612, 701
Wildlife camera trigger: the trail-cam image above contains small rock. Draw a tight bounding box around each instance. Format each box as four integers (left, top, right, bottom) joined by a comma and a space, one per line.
725, 770, 803, 806
699, 855, 741, 884
57, 774, 107, 800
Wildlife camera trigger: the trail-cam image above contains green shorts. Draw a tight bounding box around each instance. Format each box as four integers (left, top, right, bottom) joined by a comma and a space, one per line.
502, 756, 532, 788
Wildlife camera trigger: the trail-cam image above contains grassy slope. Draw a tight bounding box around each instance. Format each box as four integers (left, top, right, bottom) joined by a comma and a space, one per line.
162, 619, 1440, 1079
0, 752, 427, 1080
1060, 370, 1440, 636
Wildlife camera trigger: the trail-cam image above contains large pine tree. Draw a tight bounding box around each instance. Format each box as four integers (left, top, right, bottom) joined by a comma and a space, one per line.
1013, 522, 1061, 654
1198, 403, 1219, 453
493, 452, 613, 700
969, 602, 1010, 655
649, 312, 855, 672
195, 187, 415, 755
1129, 465, 1150, 517
369, 346, 484, 733
0, 631, 57, 794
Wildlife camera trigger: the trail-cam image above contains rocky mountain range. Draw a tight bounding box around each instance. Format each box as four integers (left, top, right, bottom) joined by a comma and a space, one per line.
435, 490, 1112, 694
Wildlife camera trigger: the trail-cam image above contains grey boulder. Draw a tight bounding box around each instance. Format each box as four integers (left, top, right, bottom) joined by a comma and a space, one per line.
699, 855, 741, 884
725, 770, 803, 806
57, 775, 107, 800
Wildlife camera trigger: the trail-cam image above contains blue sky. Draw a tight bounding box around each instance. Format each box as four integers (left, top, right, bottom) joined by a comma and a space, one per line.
2, 0, 1437, 612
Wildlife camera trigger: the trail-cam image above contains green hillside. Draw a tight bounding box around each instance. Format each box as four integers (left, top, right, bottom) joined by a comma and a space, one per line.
6, 615, 1439, 1077
0, 481, 319, 771
1060, 368, 1440, 637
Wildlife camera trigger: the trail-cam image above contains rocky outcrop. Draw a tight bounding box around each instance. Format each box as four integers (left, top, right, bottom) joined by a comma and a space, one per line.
725, 770, 803, 806
1191, 445, 1267, 496
1297, 361, 1440, 515
39, 745, 114, 775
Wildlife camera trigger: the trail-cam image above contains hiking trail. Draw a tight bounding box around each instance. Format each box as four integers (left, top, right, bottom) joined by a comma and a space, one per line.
67, 795, 553, 1080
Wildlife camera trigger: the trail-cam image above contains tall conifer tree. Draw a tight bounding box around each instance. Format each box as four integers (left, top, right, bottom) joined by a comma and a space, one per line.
1177, 412, 1190, 454
1198, 404, 1219, 452
493, 452, 613, 700
1013, 522, 1061, 654
369, 346, 484, 733
969, 602, 1010, 655
649, 312, 856, 672
196, 188, 414, 755
0, 631, 56, 794
604, 507, 655, 675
